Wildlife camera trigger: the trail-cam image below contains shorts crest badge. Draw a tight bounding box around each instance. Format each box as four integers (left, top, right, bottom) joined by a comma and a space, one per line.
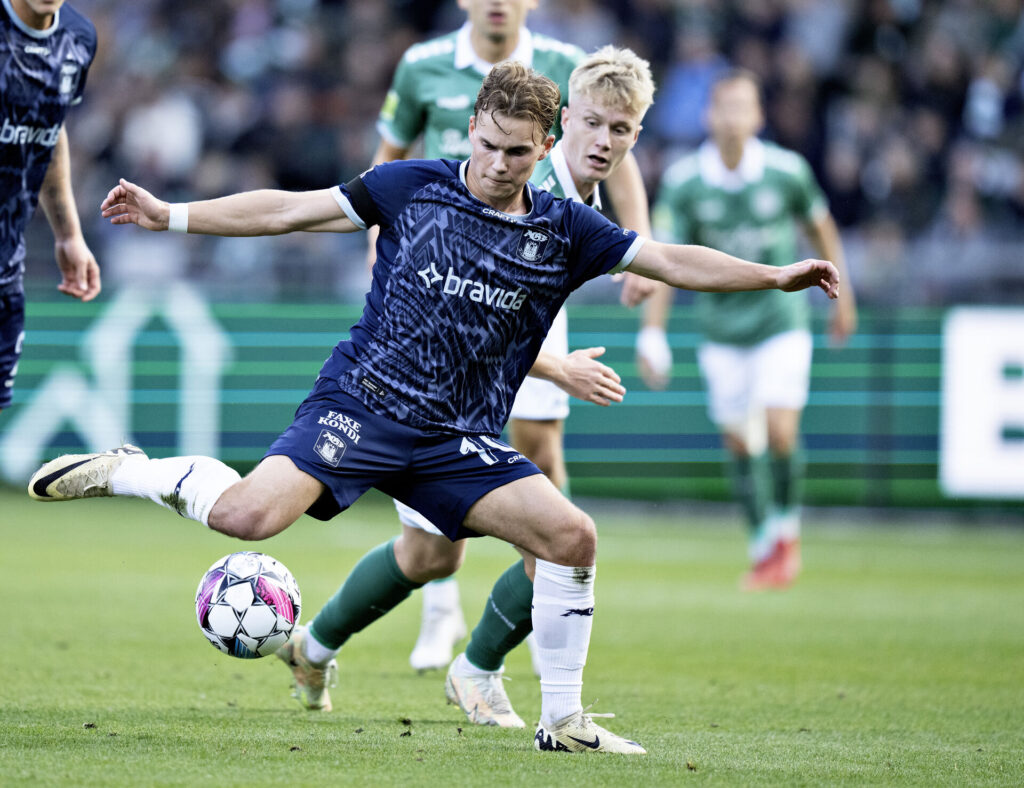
314, 429, 346, 467
516, 228, 549, 262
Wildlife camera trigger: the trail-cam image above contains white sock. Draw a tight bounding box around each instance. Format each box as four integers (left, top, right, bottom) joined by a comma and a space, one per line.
302, 626, 339, 666
453, 651, 496, 677
111, 455, 240, 527
532, 558, 595, 727
749, 519, 776, 563
422, 576, 460, 612
776, 506, 801, 541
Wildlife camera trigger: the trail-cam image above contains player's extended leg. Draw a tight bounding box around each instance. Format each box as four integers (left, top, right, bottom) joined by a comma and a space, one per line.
29, 447, 321, 539
463, 474, 645, 754
281, 523, 466, 710
398, 502, 469, 672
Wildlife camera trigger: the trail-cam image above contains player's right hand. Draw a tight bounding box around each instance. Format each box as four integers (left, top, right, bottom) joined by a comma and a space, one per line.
557, 347, 625, 406
100, 178, 168, 232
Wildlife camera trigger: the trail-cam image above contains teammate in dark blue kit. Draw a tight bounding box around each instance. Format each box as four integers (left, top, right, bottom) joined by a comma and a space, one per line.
30, 62, 839, 754
0, 0, 99, 414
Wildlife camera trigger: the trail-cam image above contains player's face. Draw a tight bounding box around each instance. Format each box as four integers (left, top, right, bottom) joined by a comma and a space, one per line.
467, 111, 553, 209
11, 0, 65, 29
706, 78, 764, 147
458, 0, 539, 42
560, 94, 642, 188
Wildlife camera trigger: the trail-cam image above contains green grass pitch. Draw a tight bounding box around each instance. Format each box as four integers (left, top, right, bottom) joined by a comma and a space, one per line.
1, 487, 1022, 786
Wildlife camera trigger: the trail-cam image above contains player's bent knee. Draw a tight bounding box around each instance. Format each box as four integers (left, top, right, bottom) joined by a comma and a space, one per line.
395, 531, 465, 582
410, 547, 463, 580
545, 510, 596, 566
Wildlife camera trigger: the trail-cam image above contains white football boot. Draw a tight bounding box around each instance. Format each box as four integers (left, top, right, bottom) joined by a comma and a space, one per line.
534, 708, 646, 754
276, 625, 338, 712
445, 655, 525, 728
409, 595, 467, 671
28, 444, 147, 501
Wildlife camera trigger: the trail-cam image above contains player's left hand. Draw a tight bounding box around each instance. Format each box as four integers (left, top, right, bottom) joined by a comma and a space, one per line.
101, 178, 169, 231
613, 271, 657, 307
829, 299, 858, 346
778, 259, 839, 299
54, 235, 101, 302
557, 347, 626, 406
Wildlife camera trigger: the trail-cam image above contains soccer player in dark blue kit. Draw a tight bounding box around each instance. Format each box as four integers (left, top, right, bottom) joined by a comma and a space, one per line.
0, 0, 99, 414
31, 62, 839, 754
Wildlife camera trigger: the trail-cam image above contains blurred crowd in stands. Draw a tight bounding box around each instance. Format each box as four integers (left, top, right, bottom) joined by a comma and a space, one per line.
23, 0, 1024, 305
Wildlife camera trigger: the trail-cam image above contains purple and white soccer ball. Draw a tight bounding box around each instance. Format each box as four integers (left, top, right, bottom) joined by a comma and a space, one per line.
195, 551, 301, 659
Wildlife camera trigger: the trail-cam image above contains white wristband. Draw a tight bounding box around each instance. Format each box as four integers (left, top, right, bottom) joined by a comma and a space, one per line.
636, 325, 672, 376
167, 202, 189, 233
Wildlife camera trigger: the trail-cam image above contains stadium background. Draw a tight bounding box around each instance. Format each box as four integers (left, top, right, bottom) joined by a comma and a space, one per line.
3, 0, 1023, 512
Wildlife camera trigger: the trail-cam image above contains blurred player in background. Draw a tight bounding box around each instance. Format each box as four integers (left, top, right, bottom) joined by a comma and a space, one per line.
371, 0, 654, 672
34, 61, 838, 752
638, 69, 857, 590
1, 0, 99, 416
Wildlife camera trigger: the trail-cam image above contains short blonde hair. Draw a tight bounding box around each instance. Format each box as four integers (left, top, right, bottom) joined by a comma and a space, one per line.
569, 45, 655, 120
475, 60, 561, 141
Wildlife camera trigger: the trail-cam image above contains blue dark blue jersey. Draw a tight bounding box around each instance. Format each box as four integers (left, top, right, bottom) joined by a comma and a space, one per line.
0, 0, 95, 291
324, 157, 644, 436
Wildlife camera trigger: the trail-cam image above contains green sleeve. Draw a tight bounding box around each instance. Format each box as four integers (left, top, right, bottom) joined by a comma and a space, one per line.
652, 183, 691, 244
377, 55, 424, 148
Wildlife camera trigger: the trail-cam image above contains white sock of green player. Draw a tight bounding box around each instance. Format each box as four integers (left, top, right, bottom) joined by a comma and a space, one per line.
111, 455, 240, 526
532, 558, 595, 727
422, 576, 460, 613
301, 627, 339, 666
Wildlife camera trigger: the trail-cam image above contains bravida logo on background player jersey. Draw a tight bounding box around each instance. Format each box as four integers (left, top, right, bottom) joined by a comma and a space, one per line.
0, 119, 60, 147
417, 263, 526, 311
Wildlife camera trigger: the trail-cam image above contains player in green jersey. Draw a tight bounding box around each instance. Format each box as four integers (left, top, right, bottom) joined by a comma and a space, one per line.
444, 45, 658, 728
639, 69, 858, 590
371, 0, 656, 671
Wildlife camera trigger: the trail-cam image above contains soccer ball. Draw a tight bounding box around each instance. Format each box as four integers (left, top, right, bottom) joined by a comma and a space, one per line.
194, 551, 301, 659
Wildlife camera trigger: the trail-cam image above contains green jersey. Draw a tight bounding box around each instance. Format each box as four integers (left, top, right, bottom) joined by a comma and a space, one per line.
377, 22, 583, 160
530, 141, 600, 207
654, 138, 828, 346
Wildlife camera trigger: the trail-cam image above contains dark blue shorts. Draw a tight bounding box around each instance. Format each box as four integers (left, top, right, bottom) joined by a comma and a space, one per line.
265, 378, 543, 541
0, 291, 26, 409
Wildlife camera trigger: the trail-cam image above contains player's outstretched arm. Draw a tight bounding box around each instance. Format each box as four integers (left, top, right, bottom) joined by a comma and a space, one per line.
101, 179, 360, 237
529, 347, 625, 406
629, 240, 839, 299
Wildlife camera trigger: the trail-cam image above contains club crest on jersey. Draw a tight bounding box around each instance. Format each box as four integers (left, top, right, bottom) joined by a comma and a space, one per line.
313, 429, 346, 467
517, 229, 549, 262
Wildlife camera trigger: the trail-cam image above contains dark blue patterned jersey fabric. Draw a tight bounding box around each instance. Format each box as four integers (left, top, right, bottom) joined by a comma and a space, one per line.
0, 0, 95, 292
325, 158, 642, 436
